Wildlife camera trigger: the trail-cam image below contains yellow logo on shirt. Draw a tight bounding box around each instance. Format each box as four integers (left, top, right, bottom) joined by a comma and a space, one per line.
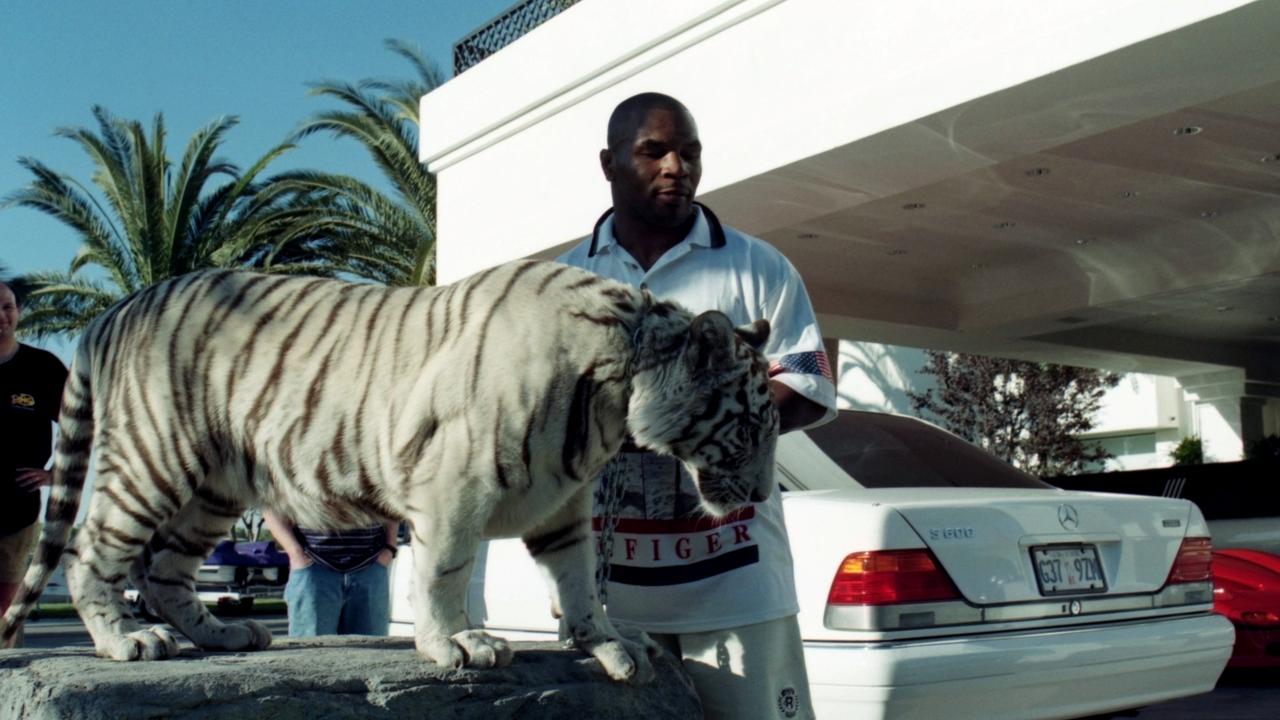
10, 393, 35, 409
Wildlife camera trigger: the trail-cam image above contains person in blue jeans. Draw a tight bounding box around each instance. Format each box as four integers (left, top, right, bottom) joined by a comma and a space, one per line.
263, 511, 399, 636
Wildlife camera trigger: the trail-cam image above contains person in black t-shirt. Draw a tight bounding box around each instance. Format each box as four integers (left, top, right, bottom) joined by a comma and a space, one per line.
0, 281, 69, 626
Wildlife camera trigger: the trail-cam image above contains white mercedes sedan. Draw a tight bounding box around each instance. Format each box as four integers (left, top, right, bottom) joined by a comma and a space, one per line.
390, 410, 1235, 720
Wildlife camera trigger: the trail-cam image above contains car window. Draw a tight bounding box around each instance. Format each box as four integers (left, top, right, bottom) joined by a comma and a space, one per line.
803, 411, 1051, 489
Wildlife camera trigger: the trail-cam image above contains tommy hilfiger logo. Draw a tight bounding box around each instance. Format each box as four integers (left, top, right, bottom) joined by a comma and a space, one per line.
9, 393, 35, 409
777, 687, 799, 718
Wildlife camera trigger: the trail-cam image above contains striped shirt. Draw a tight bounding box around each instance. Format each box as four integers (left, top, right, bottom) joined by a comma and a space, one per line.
294, 525, 387, 573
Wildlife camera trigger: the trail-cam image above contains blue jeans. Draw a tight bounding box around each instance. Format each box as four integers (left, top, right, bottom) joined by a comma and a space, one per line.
283, 560, 390, 636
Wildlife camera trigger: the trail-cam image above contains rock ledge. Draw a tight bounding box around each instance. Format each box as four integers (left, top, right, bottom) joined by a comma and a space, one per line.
0, 637, 701, 719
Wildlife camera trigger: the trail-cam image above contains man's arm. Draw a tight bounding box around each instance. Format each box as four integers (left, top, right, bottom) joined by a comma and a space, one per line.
262, 510, 310, 569
771, 379, 828, 433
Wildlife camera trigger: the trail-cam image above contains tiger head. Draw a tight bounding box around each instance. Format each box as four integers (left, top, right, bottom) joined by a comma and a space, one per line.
628, 309, 780, 518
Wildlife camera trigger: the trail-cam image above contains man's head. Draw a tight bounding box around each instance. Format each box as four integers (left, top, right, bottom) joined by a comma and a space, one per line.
0, 282, 19, 348
601, 93, 702, 231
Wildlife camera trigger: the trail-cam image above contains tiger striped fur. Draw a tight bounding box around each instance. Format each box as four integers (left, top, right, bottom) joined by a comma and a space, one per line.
0, 259, 779, 682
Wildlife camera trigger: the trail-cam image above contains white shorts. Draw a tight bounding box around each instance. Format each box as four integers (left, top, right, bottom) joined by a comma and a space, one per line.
649, 614, 814, 720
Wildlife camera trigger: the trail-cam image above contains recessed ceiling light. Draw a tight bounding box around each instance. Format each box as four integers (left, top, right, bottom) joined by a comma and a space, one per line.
1076, 237, 1095, 245
1174, 126, 1203, 136
1025, 167, 1051, 177
1216, 306, 1234, 312
886, 249, 908, 256
1118, 191, 1139, 198
797, 232, 818, 239
1199, 210, 1219, 219
1262, 153, 1280, 163
901, 202, 926, 210
993, 221, 1016, 229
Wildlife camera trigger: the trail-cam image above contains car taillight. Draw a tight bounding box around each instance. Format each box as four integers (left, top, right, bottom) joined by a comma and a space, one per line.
1166, 537, 1213, 585
827, 549, 962, 606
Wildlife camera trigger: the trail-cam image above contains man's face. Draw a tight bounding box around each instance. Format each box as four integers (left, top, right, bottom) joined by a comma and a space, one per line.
603, 107, 703, 230
0, 287, 18, 344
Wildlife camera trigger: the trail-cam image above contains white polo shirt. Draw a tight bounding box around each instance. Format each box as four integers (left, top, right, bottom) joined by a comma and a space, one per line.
558, 204, 836, 633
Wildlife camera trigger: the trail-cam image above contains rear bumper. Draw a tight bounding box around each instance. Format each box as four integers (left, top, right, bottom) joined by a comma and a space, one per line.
1228, 624, 1280, 668
806, 613, 1235, 720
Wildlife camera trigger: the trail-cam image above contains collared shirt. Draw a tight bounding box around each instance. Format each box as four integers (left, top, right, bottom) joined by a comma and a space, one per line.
560, 204, 837, 423
558, 204, 836, 633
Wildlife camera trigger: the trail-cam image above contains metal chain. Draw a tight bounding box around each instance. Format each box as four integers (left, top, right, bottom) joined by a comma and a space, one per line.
594, 455, 628, 606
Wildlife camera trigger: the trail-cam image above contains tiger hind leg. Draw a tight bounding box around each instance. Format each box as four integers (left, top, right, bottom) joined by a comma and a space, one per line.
65, 513, 180, 661
139, 492, 271, 653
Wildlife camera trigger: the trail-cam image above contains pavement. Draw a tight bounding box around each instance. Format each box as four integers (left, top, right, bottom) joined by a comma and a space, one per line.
1127, 669, 1279, 720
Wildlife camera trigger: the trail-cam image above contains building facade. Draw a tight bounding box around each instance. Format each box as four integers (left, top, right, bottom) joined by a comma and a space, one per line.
420, 0, 1280, 467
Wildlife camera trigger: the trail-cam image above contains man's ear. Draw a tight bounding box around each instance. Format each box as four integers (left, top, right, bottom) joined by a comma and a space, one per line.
600, 148, 616, 181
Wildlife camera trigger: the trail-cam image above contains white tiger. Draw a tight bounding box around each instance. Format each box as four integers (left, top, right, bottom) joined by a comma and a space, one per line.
0, 259, 780, 683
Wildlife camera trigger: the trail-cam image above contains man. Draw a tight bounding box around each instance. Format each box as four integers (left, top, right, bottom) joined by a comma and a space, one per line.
558, 93, 836, 720
262, 510, 398, 637
0, 281, 68, 643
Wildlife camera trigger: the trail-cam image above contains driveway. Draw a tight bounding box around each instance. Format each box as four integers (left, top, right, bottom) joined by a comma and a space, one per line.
1127, 669, 1278, 720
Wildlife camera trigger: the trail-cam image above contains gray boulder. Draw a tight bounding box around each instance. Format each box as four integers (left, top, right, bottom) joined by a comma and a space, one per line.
0, 637, 702, 719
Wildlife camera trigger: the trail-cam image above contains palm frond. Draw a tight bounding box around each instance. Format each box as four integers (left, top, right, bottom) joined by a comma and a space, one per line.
12, 271, 121, 341
8, 107, 297, 339
167, 115, 241, 273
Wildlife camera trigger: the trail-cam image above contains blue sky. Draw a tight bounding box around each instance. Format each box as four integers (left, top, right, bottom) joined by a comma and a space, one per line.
1, 0, 512, 356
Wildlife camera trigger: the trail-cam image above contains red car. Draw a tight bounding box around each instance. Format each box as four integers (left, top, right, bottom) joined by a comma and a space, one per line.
1213, 548, 1280, 668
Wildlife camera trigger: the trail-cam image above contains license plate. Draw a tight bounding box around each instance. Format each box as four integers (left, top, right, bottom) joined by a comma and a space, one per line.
1032, 545, 1106, 596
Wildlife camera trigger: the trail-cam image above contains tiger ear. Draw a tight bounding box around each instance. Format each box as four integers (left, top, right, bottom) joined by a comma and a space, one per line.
734, 319, 770, 351
687, 311, 736, 372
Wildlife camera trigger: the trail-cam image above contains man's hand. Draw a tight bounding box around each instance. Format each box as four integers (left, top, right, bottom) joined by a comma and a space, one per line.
14, 467, 51, 491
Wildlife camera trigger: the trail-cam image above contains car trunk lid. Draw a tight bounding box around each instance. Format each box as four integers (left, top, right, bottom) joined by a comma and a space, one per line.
886, 488, 1194, 604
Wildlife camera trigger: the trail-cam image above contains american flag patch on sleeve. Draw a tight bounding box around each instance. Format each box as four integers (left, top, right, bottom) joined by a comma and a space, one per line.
768, 351, 833, 381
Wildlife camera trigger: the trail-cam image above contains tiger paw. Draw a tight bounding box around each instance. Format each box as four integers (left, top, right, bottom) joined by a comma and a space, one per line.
415, 631, 464, 669
591, 636, 656, 685
415, 629, 513, 670
614, 622, 664, 660
238, 619, 273, 650
108, 626, 181, 661
218, 619, 272, 651
452, 629, 514, 668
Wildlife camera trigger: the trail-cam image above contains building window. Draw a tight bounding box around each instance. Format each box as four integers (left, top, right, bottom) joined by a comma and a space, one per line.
1096, 432, 1158, 470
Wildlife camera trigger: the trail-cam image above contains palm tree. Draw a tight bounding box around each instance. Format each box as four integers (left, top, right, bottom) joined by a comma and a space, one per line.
1, 106, 299, 339
269, 39, 444, 287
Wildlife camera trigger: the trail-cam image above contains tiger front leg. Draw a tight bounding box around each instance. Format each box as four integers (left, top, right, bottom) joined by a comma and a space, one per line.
407, 522, 513, 670
524, 487, 660, 684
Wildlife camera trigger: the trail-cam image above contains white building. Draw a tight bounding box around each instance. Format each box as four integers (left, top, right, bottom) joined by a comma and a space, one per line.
419, 0, 1280, 471
836, 340, 1227, 470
